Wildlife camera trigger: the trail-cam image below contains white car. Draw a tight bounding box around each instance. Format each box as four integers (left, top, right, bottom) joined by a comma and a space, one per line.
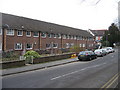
103, 47, 115, 53
94, 49, 106, 57
107, 47, 115, 53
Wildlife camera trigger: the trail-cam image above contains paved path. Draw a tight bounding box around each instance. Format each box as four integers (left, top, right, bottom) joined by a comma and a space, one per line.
1, 57, 78, 76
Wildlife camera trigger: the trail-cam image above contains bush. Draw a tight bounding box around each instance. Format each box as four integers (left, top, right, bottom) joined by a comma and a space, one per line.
24, 50, 41, 59
70, 46, 85, 53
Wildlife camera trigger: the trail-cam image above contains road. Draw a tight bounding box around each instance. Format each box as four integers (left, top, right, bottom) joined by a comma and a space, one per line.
2, 49, 119, 88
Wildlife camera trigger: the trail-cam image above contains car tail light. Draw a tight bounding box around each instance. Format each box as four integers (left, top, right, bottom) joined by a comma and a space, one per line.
86, 53, 89, 55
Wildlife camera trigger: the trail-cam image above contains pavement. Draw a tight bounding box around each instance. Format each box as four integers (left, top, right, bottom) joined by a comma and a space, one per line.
1, 57, 78, 76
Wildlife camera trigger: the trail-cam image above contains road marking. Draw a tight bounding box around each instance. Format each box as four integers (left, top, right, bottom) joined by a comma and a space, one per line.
105, 75, 118, 89
51, 63, 106, 80
100, 73, 119, 90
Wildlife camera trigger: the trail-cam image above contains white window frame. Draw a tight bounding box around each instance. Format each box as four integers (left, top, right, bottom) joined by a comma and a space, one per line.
66, 43, 70, 48
80, 44, 82, 47
48, 33, 52, 38
53, 43, 58, 48
83, 44, 85, 47
53, 34, 57, 38
41, 32, 46, 38
63, 35, 66, 39
7, 29, 14, 36
74, 36, 76, 40
71, 36, 73, 39
15, 43, 22, 50
66, 35, 70, 39
58, 34, 61, 39
33, 31, 39, 37
17, 30, 23, 36
26, 43, 33, 50
46, 43, 51, 49
0, 28, 2, 35
26, 31, 31, 37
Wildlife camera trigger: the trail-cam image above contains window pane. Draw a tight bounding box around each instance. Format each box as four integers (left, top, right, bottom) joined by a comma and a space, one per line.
15, 43, 22, 50
48, 34, 51, 38
34, 32, 39, 37
46, 44, 51, 48
7, 29, 14, 35
26, 31, 31, 36
17, 30, 23, 36
41, 32, 46, 37
26, 43, 32, 49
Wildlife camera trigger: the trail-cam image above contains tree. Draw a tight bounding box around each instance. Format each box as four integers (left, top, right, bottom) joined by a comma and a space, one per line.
102, 23, 120, 47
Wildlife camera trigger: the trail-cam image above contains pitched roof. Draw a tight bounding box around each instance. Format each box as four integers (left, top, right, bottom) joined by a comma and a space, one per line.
2, 13, 93, 37
90, 30, 108, 36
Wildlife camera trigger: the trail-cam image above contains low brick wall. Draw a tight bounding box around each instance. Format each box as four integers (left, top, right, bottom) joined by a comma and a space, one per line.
1, 60, 25, 69
33, 53, 73, 64
1, 53, 74, 69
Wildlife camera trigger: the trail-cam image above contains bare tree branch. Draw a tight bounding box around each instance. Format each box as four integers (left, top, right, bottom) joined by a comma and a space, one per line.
95, 0, 101, 5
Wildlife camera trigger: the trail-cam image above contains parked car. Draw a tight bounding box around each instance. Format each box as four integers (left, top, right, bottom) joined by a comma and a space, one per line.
106, 47, 115, 53
94, 49, 106, 57
103, 47, 115, 53
78, 51, 97, 61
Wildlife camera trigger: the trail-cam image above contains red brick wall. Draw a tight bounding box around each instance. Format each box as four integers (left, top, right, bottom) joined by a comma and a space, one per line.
5, 30, 40, 51
3, 29, 95, 53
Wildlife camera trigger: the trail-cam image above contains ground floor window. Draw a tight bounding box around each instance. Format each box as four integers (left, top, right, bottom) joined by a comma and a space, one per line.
15, 43, 22, 50
80, 44, 82, 47
53, 43, 58, 48
46, 44, 51, 49
26, 43, 33, 49
66, 43, 70, 48
83, 44, 85, 47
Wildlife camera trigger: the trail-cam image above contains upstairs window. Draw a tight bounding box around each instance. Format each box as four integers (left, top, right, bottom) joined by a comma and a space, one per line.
63, 35, 66, 39
74, 36, 76, 40
33, 32, 39, 37
71, 36, 73, 39
15, 43, 22, 50
58, 34, 61, 39
41, 32, 46, 38
17, 30, 23, 36
53, 34, 57, 38
7, 29, 14, 35
48, 33, 52, 38
66, 35, 69, 39
26, 31, 31, 37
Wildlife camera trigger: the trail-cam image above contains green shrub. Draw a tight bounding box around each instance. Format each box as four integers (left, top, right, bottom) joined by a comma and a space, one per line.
24, 50, 41, 59
70, 45, 85, 53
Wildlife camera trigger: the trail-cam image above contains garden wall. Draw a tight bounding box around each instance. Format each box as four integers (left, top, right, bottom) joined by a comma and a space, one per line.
1, 53, 74, 69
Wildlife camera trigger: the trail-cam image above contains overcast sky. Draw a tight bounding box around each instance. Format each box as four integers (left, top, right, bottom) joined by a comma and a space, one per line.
1, 0, 120, 30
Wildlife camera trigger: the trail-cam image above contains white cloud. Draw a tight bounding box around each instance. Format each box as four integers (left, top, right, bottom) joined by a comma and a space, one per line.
0, 0, 119, 30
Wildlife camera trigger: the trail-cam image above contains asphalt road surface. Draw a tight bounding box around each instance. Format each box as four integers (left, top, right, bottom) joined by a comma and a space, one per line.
2, 49, 119, 88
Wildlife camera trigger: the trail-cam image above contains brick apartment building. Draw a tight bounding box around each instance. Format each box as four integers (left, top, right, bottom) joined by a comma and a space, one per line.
90, 29, 108, 48
0, 13, 95, 55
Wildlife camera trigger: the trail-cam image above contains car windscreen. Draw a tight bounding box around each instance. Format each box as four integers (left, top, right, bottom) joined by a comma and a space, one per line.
79, 52, 86, 55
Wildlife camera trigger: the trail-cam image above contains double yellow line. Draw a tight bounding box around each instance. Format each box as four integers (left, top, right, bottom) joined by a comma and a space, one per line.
100, 73, 119, 90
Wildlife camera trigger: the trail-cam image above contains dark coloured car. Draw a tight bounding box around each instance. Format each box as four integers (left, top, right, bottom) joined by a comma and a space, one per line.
78, 51, 97, 61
